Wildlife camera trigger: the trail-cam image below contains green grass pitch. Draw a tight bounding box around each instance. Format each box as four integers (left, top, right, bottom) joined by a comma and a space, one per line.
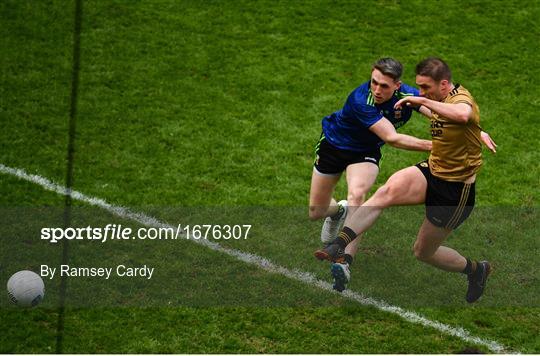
1, 0, 539, 353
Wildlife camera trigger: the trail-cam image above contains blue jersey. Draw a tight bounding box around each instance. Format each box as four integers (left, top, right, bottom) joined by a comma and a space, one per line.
322, 81, 419, 152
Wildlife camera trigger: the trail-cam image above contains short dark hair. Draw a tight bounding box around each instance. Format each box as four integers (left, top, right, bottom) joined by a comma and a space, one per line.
415, 57, 452, 82
372, 57, 403, 82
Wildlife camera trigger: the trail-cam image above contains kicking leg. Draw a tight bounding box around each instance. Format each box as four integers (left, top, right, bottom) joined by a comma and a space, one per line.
346, 165, 427, 236
316, 165, 428, 263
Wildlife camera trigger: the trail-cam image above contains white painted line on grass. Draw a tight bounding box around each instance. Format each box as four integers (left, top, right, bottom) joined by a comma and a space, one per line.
0, 163, 510, 353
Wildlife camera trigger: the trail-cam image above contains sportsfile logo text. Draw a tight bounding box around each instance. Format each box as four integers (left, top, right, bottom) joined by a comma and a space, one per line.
41, 224, 252, 243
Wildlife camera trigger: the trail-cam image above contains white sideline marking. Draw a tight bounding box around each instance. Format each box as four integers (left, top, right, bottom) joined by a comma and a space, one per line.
0, 163, 509, 353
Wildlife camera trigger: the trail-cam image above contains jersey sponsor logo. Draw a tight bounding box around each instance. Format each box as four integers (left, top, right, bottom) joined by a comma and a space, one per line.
431, 120, 444, 128
431, 120, 444, 137
432, 129, 443, 137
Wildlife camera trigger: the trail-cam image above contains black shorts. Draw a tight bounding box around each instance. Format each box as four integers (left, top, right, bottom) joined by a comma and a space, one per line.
415, 160, 476, 230
314, 134, 381, 175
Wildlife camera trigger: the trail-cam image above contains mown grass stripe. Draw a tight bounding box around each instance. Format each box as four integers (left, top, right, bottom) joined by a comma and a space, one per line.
0, 163, 510, 354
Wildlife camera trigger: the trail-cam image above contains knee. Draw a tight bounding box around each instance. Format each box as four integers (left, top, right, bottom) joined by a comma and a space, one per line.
371, 183, 399, 207
348, 185, 369, 207
413, 242, 431, 262
309, 206, 326, 221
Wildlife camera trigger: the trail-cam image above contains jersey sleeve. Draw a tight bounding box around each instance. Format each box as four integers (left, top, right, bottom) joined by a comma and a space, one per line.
448, 89, 480, 124
448, 92, 474, 107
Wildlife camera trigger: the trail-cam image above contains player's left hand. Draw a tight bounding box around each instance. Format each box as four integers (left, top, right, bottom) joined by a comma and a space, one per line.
480, 131, 497, 153
394, 96, 424, 110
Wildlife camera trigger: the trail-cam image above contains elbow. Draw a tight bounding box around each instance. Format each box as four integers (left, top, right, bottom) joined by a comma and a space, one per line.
455, 107, 472, 123
457, 113, 470, 123
384, 134, 399, 147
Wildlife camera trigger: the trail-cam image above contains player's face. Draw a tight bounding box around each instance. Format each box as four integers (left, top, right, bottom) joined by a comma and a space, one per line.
416, 75, 445, 101
370, 69, 400, 104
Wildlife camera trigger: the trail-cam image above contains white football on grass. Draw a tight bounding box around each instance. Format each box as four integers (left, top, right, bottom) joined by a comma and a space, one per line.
7, 270, 45, 307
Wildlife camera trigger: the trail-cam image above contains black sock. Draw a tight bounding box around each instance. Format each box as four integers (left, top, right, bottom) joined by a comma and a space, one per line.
333, 226, 357, 249
462, 258, 477, 275
344, 254, 354, 266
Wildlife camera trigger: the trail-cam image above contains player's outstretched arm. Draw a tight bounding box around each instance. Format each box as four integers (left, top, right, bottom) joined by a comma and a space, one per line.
369, 117, 431, 152
481, 131, 497, 153
395, 96, 472, 124
418, 105, 433, 118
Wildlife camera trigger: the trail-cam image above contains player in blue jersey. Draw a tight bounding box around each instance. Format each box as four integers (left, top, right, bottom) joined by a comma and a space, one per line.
309, 58, 432, 291
309, 58, 495, 292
